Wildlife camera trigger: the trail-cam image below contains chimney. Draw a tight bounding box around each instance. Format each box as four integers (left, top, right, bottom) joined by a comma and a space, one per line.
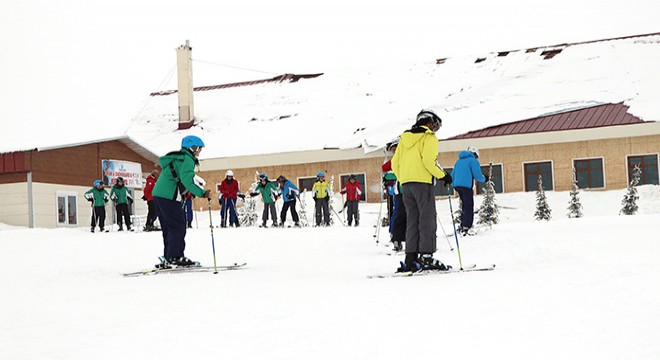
176, 40, 195, 130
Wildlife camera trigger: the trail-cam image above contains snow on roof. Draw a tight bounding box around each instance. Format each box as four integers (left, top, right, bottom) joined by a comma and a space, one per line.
126, 33, 660, 160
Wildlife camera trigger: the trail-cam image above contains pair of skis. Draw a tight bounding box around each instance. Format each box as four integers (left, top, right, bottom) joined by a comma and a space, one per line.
122, 261, 247, 277
367, 263, 496, 279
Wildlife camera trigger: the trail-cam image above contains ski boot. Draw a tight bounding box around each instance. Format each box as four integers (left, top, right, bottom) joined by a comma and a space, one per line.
354, 220, 359, 227
155, 256, 172, 269
418, 254, 451, 271
293, 222, 301, 228
396, 253, 419, 273
168, 256, 198, 268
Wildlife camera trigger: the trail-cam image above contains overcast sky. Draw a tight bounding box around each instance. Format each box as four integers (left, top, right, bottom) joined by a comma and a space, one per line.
1, 0, 658, 145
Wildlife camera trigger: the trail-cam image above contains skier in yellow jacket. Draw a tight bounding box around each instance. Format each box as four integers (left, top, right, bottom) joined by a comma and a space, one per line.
392, 109, 452, 272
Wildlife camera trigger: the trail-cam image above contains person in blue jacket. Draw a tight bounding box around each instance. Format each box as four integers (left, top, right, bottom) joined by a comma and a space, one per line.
451, 146, 489, 236
277, 175, 301, 227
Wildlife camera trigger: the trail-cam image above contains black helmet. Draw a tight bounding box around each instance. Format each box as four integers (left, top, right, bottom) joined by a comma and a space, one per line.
349, 174, 357, 180
276, 175, 287, 183
415, 109, 442, 131
116, 177, 124, 182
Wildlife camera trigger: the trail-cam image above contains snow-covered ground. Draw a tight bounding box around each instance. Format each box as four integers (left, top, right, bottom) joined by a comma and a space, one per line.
1, 186, 659, 359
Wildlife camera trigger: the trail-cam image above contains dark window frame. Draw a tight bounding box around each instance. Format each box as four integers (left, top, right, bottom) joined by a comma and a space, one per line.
573, 157, 605, 189
626, 154, 659, 186
523, 161, 554, 192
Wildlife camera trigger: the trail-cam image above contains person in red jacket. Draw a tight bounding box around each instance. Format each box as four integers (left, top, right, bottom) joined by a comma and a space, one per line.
340, 174, 363, 226
219, 170, 243, 227
142, 169, 159, 231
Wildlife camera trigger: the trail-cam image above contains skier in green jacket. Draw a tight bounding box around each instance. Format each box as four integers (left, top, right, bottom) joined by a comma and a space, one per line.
249, 173, 279, 227
110, 176, 134, 231
84, 180, 109, 233
152, 135, 212, 267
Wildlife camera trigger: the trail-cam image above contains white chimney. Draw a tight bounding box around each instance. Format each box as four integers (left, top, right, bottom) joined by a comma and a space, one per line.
176, 40, 194, 130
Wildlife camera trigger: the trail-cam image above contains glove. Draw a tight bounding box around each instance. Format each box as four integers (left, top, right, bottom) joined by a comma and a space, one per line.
87, 198, 93, 203
441, 173, 452, 187
287, 193, 295, 200
141, 195, 147, 201
238, 193, 246, 199
483, 175, 490, 183
201, 190, 212, 199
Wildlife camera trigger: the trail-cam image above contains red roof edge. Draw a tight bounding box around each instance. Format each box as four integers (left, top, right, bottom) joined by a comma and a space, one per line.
444, 102, 646, 140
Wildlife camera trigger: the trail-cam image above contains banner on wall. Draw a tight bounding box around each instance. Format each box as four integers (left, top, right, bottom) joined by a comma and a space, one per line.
101, 160, 143, 188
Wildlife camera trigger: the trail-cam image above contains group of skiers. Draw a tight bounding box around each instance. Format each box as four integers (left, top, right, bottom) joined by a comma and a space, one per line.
86, 106, 488, 273
84, 176, 139, 232
218, 170, 363, 229
382, 109, 489, 273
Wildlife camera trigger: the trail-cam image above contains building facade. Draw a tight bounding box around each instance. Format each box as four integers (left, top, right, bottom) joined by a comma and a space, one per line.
0, 137, 159, 228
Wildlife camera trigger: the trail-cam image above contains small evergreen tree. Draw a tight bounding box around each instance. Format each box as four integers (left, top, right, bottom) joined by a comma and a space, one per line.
534, 174, 552, 221
567, 167, 583, 218
620, 165, 641, 215
477, 162, 499, 227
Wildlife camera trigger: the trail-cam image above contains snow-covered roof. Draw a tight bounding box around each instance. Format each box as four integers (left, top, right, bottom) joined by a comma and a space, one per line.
126, 33, 660, 160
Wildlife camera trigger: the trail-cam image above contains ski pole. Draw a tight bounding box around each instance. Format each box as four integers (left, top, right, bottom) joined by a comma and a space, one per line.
207, 199, 218, 274
447, 195, 464, 270
373, 195, 384, 245
436, 213, 454, 251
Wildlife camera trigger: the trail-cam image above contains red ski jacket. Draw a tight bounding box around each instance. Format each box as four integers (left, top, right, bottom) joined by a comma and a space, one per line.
143, 174, 157, 201
219, 178, 239, 199
341, 181, 363, 201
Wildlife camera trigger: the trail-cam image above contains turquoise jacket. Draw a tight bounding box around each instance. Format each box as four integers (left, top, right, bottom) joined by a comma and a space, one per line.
153, 148, 206, 201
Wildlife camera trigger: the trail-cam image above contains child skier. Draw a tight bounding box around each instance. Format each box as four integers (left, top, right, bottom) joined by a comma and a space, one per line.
277, 175, 301, 227
340, 174, 362, 226
312, 172, 332, 226
451, 146, 488, 236
84, 179, 109, 233
249, 173, 279, 227
152, 135, 212, 267
219, 170, 242, 227
110, 177, 133, 231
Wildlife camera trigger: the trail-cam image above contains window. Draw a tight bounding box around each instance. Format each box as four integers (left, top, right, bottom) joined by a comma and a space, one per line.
476, 164, 504, 194
297, 176, 316, 192
434, 167, 454, 196
339, 173, 367, 201
573, 158, 605, 189
524, 161, 554, 191
627, 154, 659, 185
56, 192, 78, 226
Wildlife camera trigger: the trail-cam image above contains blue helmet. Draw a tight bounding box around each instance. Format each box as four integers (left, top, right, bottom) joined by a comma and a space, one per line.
94, 180, 103, 187
317, 172, 325, 177
259, 173, 268, 180
181, 135, 205, 149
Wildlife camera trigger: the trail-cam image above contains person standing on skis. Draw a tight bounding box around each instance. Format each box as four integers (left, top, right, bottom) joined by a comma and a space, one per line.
277, 175, 301, 227
142, 169, 159, 231
383, 137, 406, 251
84, 180, 109, 233
152, 135, 212, 267
249, 173, 279, 227
312, 172, 332, 226
392, 109, 452, 272
340, 174, 362, 226
110, 176, 133, 231
219, 170, 242, 227
451, 146, 488, 236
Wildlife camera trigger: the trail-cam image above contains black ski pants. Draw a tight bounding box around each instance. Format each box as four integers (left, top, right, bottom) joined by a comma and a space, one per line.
391, 194, 406, 243
154, 197, 187, 259
314, 197, 330, 225
346, 200, 359, 224
455, 186, 475, 229
115, 203, 132, 229
91, 206, 106, 230
280, 200, 299, 224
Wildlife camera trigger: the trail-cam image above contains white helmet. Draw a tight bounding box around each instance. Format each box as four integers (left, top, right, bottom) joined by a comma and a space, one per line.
467, 146, 480, 158
226, 170, 234, 177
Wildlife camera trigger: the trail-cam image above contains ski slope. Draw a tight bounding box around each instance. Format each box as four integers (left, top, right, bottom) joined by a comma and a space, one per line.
1, 186, 659, 359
